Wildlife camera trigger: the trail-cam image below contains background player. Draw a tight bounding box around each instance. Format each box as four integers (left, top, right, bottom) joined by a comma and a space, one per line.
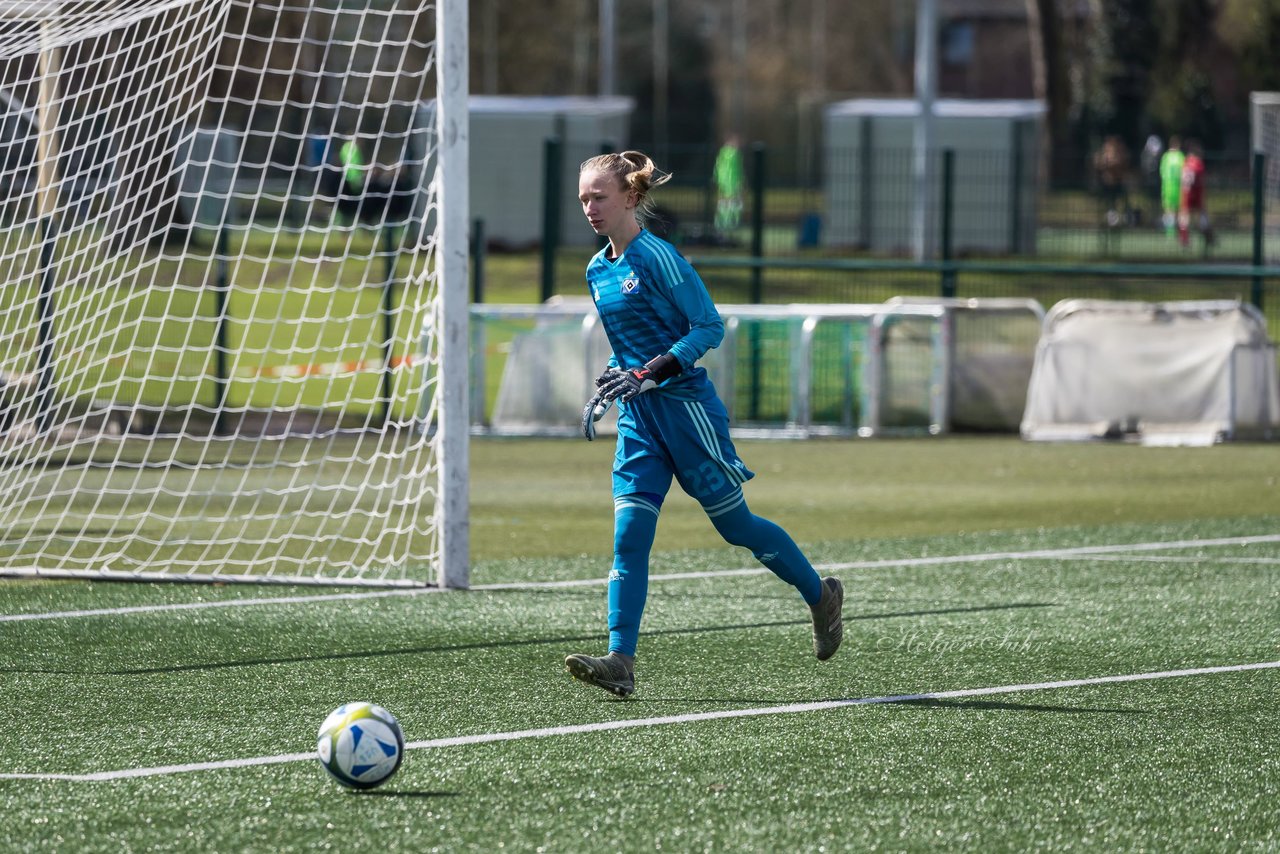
1178, 139, 1214, 250
1159, 135, 1184, 239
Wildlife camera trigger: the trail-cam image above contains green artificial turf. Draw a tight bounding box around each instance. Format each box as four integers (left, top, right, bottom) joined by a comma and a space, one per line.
0, 437, 1277, 851
470, 436, 1279, 562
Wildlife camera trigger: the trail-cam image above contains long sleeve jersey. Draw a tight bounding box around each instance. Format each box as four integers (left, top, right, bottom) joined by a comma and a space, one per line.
586, 229, 724, 401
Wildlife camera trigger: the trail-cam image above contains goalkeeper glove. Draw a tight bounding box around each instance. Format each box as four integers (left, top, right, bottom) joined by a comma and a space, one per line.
598, 353, 682, 404
582, 364, 620, 441
581, 393, 612, 441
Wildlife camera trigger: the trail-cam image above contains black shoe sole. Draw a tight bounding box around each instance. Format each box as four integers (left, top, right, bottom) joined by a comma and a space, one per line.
565, 657, 634, 698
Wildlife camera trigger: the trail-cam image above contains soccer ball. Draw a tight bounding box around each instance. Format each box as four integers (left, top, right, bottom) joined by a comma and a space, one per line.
316, 702, 405, 790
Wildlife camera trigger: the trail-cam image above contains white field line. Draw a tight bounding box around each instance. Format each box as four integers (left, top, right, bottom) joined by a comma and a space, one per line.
1053, 554, 1280, 565
2, 659, 1276, 783
0, 588, 439, 623
3, 533, 1280, 623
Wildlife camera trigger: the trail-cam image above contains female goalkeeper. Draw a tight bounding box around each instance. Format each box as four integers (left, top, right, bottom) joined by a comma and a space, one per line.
565, 150, 843, 698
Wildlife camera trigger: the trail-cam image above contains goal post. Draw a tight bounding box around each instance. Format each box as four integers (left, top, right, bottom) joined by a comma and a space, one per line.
434, 0, 469, 590
0, 0, 469, 588
1251, 92, 1280, 265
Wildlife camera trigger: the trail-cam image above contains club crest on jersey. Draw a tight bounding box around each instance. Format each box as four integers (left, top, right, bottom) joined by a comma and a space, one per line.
621, 277, 640, 294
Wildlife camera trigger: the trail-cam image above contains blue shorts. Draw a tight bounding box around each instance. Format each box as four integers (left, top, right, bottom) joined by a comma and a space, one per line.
612, 391, 755, 506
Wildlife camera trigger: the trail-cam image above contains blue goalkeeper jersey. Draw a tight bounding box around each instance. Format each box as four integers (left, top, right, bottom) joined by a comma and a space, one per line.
586, 229, 723, 401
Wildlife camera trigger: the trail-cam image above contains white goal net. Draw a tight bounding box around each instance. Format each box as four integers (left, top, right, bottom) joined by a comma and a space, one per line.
1022, 300, 1280, 445
0, 0, 469, 587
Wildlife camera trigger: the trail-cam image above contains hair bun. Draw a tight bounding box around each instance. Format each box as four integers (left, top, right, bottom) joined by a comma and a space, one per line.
578, 150, 670, 222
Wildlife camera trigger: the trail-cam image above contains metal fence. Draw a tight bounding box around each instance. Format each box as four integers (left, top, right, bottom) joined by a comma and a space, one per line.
627, 143, 1266, 264
467, 299, 1045, 438
515, 142, 1280, 342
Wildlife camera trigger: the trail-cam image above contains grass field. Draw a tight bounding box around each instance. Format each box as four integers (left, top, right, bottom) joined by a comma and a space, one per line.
1, 437, 1277, 851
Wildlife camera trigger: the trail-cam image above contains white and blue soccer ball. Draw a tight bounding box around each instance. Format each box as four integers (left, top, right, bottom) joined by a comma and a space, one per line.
316, 702, 405, 790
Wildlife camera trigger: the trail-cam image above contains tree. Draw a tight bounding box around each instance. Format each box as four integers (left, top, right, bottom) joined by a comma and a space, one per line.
617, 1, 716, 170
1085, 0, 1159, 152
1025, 0, 1071, 182
1217, 0, 1280, 94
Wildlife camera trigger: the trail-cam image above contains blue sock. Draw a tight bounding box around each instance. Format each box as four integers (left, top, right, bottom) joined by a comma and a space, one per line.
705, 490, 823, 605
608, 494, 661, 657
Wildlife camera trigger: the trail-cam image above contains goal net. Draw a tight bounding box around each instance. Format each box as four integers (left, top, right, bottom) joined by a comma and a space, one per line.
885, 297, 1044, 432
0, 0, 470, 587
1251, 92, 1280, 265
1021, 300, 1280, 445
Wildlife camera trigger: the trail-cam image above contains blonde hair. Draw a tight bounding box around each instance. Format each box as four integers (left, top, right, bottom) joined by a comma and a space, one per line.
579, 150, 671, 220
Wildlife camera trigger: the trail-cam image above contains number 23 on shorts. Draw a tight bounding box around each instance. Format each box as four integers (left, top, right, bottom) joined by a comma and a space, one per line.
681, 460, 728, 497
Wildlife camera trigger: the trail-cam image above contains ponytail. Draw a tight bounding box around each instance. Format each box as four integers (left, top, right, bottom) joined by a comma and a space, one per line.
580, 150, 671, 220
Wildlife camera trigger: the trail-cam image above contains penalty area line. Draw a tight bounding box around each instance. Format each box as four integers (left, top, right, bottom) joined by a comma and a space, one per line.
2, 659, 1276, 783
